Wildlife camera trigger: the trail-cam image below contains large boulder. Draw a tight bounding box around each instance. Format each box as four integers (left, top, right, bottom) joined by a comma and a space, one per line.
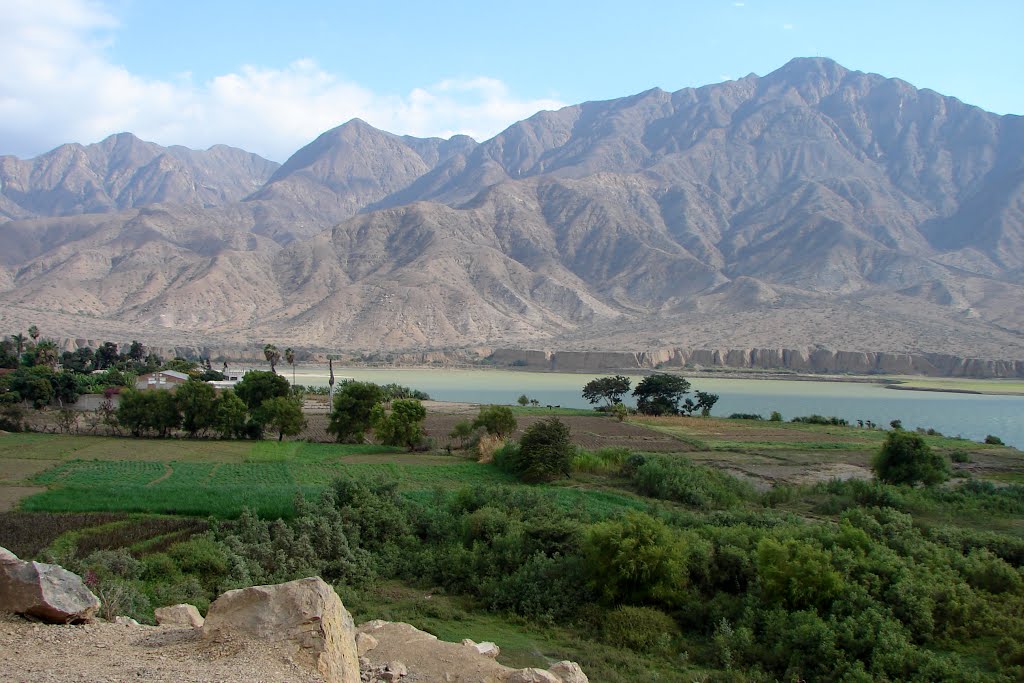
0, 545, 100, 623
548, 661, 588, 683
154, 603, 204, 628
506, 669, 561, 683
202, 576, 358, 683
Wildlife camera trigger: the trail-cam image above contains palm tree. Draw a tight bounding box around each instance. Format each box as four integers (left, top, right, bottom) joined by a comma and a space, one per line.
28, 325, 40, 344
285, 347, 296, 385
263, 343, 281, 373
35, 339, 59, 369
11, 333, 26, 354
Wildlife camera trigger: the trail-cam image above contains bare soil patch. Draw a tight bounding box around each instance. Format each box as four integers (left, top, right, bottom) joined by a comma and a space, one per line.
0, 485, 46, 512
0, 458, 55, 484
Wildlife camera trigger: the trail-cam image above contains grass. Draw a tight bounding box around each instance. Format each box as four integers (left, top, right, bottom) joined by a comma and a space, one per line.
507, 406, 600, 416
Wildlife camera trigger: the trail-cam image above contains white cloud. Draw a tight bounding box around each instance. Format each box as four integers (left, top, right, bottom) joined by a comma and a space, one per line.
0, 1, 564, 161
782, 23, 795, 30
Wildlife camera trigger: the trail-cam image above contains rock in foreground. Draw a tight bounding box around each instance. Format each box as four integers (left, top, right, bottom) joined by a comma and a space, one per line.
202, 576, 359, 683
0, 545, 100, 624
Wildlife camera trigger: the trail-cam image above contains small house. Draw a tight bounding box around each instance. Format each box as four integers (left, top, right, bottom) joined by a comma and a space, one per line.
136, 370, 190, 391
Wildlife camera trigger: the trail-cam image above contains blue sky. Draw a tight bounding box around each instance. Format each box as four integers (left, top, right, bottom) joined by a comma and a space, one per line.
2, 0, 1022, 161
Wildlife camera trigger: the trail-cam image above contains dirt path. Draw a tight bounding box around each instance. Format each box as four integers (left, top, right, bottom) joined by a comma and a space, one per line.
145, 464, 174, 487
0, 485, 45, 512
0, 614, 326, 683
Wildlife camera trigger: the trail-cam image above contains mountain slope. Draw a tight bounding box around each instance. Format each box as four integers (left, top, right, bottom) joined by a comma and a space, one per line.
1, 58, 1023, 361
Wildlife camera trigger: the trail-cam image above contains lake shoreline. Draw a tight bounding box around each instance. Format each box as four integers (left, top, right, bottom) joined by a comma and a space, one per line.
283, 362, 1024, 396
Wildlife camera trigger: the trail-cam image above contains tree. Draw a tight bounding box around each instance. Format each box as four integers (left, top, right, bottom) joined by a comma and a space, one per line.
11, 333, 26, 355
34, 339, 59, 369
371, 398, 427, 449
213, 390, 248, 439
693, 390, 719, 417
51, 371, 80, 407
872, 429, 950, 486
610, 403, 628, 422
327, 381, 385, 443
127, 341, 145, 362
583, 511, 689, 605
263, 344, 281, 373
473, 405, 517, 438
285, 347, 296, 385
255, 396, 306, 441
633, 374, 692, 416
28, 325, 39, 343
95, 342, 120, 370
0, 338, 18, 369
177, 380, 217, 437
448, 420, 475, 449
234, 370, 290, 411
517, 394, 530, 406
7, 368, 54, 408
582, 375, 632, 408
508, 416, 574, 483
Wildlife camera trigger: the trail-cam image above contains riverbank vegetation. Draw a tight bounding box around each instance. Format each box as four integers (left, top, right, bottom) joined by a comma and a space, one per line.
2, 394, 1023, 681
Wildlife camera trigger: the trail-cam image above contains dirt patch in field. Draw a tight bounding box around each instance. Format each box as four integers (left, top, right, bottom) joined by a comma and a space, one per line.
0, 485, 45, 511
0, 458, 56, 484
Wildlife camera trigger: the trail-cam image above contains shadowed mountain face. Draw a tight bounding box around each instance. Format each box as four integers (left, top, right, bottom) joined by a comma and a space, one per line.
1, 57, 1023, 359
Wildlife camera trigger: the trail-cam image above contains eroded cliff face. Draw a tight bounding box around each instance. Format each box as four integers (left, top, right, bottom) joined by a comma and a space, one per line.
483, 347, 1024, 378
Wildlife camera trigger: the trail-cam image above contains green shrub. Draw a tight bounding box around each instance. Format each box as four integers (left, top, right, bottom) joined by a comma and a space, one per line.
573, 447, 631, 474
769, 411, 783, 422
600, 605, 680, 653
985, 434, 1005, 445
505, 417, 574, 483
872, 430, 950, 486
728, 413, 763, 420
473, 405, 517, 438
949, 449, 972, 463
631, 455, 753, 509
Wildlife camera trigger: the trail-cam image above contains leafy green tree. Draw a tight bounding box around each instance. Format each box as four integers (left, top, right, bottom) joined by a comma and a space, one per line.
632, 374, 691, 416
872, 429, 950, 486
177, 380, 217, 437
448, 419, 475, 449
28, 325, 39, 343
327, 381, 385, 442
61, 347, 95, 374
473, 405, 517, 438
213, 390, 248, 439
7, 368, 54, 408
517, 394, 530, 406
610, 403, 628, 422
693, 390, 719, 417
0, 338, 18, 369
127, 340, 145, 362
756, 538, 844, 611
582, 375, 632, 408
234, 370, 290, 411
583, 511, 689, 605
508, 416, 574, 483
51, 371, 80, 407
95, 342, 120, 370
371, 398, 427, 449
116, 389, 150, 436
255, 396, 306, 441
263, 343, 281, 373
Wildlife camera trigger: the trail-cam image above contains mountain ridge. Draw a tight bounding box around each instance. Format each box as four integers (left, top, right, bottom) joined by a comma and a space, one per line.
1, 57, 1022, 365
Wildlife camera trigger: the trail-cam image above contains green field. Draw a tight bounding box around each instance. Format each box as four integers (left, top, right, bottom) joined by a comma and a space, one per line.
2, 416, 1024, 683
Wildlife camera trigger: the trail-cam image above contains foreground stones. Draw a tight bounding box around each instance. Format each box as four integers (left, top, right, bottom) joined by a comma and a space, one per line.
202, 576, 359, 683
0, 545, 100, 623
358, 620, 587, 683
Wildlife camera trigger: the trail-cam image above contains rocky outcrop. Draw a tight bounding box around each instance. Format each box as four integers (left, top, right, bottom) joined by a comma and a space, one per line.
203, 576, 359, 683
154, 603, 204, 628
357, 620, 587, 683
482, 346, 1024, 378
0, 546, 100, 624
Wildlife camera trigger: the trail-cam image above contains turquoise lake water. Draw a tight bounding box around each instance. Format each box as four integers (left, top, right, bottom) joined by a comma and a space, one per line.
287, 367, 1024, 448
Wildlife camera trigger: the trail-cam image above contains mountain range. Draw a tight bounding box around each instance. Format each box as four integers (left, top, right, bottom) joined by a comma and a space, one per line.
1, 57, 1022, 362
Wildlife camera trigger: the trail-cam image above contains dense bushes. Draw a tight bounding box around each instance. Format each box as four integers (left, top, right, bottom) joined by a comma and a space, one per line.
873, 429, 950, 485
496, 417, 574, 483
629, 454, 755, 509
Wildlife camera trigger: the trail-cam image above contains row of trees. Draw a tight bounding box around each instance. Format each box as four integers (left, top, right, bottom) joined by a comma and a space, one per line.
582, 373, 719, 416
116, 371, 304, 440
